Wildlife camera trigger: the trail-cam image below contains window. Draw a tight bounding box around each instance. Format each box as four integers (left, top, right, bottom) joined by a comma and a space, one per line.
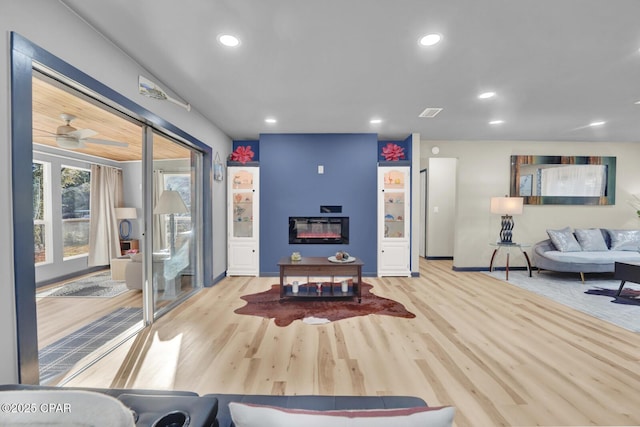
61, 166, 91, 258
33, 161, 51, 264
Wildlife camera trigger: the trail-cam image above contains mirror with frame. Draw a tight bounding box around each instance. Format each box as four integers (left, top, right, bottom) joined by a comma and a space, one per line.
509, 155, 616, 205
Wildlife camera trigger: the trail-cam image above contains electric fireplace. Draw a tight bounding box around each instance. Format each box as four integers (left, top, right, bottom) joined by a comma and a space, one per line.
289, 217, 349, 244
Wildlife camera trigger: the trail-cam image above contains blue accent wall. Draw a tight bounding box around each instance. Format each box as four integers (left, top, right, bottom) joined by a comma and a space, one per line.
260, 133, 378, 275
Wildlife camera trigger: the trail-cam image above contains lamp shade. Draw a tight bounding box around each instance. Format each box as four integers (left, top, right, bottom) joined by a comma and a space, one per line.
115, 207, 137, 220
154, 190, 189, 215
490, 197, 524, 215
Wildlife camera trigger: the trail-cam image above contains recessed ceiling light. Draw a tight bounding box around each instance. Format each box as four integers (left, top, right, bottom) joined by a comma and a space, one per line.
478, 91, 496, 99
634, 100, 640, 105
218, 34, 240, 47
265, 118, 277, 124
370, 118, 382, 124
489, 120, 504, 125
418, 33, 442, 46
589, 121, 605, 127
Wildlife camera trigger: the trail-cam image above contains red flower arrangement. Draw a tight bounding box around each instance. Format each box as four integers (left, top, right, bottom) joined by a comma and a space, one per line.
381, 142, 405, 161
230, 145, 255, 164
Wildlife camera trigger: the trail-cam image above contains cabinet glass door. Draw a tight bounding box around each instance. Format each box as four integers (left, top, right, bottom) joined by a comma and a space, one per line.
383, 170, 406, 238
231, 170, 254, 238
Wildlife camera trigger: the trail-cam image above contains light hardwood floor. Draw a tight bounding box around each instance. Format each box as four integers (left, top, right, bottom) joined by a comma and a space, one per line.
36, 271, 143, 349
63, 259, 640, 426
36, 270, 194, 350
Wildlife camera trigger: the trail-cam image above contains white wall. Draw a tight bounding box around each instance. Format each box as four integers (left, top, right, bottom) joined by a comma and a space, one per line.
0, 1, 231, 383
421, 140, 640, 270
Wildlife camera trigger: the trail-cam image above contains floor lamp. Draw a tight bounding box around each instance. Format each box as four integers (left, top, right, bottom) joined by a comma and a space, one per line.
154, 190, 189, 256
490, 196, 524, 243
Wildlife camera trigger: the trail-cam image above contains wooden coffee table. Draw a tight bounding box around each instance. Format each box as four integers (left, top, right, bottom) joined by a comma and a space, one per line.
614, 261, 640, 296
278, 256, 364, 302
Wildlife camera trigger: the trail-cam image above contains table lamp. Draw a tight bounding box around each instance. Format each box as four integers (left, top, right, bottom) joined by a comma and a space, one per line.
115, 207, 137, 240
154, 190, 189, 255
490, 196, 524, 243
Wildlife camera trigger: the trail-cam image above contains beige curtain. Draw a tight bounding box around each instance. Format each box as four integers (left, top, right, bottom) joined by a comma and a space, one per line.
153, 169, 167, 252
88, 165, 123, 266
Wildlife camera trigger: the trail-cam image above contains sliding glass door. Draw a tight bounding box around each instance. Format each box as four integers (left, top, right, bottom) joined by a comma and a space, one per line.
12, 33, 213, 384
31, 71, 146, 385
150, 130, 203, 313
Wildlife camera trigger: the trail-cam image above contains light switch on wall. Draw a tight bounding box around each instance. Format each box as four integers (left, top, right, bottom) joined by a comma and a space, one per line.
434, 206, 439, 213
318, 165, 324, 174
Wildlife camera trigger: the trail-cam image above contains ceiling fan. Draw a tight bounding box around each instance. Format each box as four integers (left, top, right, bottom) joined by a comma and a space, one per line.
35, 114, 129, 149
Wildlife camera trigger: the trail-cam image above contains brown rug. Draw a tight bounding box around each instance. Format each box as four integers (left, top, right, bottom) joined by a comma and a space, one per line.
234, 283, 416, 326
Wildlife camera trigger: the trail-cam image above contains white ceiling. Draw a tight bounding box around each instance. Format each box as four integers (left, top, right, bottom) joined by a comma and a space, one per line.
61, 0, 640, 142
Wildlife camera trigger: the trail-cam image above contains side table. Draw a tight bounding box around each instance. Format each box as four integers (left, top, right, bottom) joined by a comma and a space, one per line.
120, 239, 139, 253
110, 256, 131, 281
489, 242, 532, 280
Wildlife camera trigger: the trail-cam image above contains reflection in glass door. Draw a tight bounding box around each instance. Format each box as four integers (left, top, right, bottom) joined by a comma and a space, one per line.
151, 131, 203, 313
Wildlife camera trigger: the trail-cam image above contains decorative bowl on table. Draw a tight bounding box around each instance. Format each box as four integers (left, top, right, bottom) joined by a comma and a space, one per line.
328, 251, 355, 263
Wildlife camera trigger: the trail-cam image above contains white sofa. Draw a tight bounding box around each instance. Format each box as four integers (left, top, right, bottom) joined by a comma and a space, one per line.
533, 227, 640, 281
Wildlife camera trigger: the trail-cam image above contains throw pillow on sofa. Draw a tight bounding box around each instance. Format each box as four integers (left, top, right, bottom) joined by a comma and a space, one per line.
574, 228, 608, 251
606, 229, 640, 251
547, 227, 582, 252
229, 402, 455, 427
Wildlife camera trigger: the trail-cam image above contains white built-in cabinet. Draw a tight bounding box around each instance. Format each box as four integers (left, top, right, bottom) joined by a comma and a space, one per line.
378, 166, 411, 277
227, 166, 259, 276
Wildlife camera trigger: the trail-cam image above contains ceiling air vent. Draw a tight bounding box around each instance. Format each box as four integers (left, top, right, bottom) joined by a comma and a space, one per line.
418, 107, 443, 118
